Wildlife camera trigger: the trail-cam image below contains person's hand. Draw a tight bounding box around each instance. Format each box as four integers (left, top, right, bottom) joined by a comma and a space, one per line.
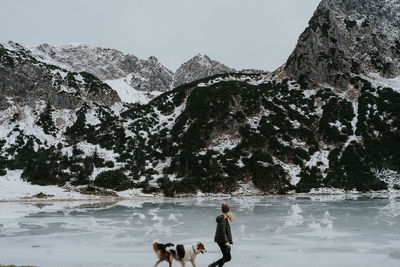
225, 243, 231, 247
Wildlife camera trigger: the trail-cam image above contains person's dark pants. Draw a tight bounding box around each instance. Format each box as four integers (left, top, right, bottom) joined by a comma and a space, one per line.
215, 242, 231, 266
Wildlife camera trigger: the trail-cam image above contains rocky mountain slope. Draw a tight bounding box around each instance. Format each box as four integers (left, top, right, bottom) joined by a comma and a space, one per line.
32, 43, 140, 80
0, 42, 119, 110
285, 0, 400, 88
0, 0, 399, 197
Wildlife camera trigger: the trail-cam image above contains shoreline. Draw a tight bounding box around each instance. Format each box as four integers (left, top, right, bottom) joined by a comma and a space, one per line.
1, 190, 399, 203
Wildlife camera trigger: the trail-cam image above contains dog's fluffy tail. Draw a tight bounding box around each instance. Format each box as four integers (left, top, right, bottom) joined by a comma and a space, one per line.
153, 240, 159, 254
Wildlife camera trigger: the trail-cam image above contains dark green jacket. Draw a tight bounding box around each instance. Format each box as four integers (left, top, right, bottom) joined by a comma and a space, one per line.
214, 215, 233, 244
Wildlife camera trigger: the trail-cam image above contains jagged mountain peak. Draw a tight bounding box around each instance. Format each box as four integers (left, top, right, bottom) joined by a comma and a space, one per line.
128, 55, 174, 94
285, 0, 400, 88
172, 53, 236, 88
145, 55, 160, 63
191, 53, 213, 63
2, 41, 26, 51
186, 53, 225, 67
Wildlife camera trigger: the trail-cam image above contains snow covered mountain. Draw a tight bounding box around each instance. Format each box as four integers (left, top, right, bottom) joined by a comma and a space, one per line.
0, 0, 399, 199
28, 43, 238, 103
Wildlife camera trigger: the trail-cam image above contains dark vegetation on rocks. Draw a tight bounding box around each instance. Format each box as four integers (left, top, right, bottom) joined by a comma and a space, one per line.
1, 72, 398, 195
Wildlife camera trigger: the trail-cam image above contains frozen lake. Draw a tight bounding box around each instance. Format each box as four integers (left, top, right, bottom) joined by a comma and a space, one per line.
1, 196, 400, 267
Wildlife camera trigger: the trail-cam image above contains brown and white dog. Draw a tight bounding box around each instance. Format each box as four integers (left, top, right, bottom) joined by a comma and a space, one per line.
152, 241, 206, 267
167, 242, 206, 267
153, 241, 175, 267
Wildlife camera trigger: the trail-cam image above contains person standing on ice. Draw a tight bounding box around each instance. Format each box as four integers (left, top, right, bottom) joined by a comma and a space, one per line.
208, 203, 234, 267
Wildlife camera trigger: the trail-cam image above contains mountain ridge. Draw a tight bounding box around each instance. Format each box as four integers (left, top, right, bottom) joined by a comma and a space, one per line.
27, 42, 258, 102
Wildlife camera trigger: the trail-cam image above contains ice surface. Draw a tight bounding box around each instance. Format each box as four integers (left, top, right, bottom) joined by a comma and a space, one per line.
1, 197, 400, 267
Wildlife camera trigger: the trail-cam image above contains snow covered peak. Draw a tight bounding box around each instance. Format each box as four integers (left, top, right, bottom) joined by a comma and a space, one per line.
192, 53, 213, 65
30, 43, 140, 80
2, 41, 26, 51
172, 54, 236, 88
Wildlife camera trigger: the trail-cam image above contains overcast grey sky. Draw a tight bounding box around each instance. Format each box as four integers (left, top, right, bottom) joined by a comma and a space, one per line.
1, 0, 321, 71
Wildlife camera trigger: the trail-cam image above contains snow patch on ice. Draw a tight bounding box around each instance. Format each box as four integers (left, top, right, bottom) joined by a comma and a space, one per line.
276, 204, 304, 233
0, 170, 89, 201
379, 198, 400, 223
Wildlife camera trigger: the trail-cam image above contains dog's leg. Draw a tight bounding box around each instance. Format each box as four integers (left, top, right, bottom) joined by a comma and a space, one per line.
181, 261, 186, 267
168, 254, 173, 267
190, 259, 196, 267
154, 259, 163, 267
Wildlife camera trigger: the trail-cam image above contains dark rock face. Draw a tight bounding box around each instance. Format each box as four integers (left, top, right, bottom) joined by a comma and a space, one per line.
285, 0, 400, 88
129, 56, 174, 93
0, 42, 120, 110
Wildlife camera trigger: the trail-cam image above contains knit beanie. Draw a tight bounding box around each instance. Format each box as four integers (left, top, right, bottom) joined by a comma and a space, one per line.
221, 203, 230, 213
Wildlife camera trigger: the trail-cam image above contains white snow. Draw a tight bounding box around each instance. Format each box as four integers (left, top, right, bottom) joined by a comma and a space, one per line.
290, 119, 301, 129
373, 169, 400, 192
343, 101, 359, 149
0, 168, 157, 201
0, 103, 67, 150
193, 73, 272, 88
105, 76, 149, 104
329, 120, 346, 132
365, 73, 400, 93
203, 134, 241, 154
0, 170, 89, 201
292, 138, 307, 147
232, 181, 263, 196
281, 163, 302, 186
85, 108, 101, 126
305, 150, 330, 178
